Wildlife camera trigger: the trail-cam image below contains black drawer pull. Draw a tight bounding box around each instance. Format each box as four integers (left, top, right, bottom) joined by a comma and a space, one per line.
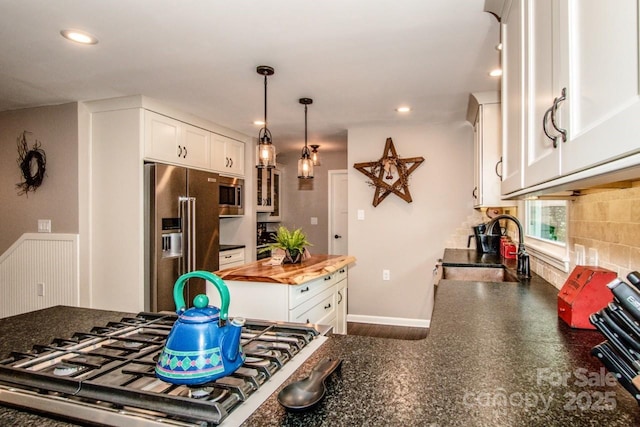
324, 276, 332, 281
324, 303, 332, 310
300, 286, 310, 293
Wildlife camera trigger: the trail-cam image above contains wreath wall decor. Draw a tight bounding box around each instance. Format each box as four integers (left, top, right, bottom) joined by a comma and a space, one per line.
16, 130, 47, 195
353, 137, 424, 207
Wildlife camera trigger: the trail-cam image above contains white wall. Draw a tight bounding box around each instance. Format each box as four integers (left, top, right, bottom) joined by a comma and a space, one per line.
348, 122, 474, 325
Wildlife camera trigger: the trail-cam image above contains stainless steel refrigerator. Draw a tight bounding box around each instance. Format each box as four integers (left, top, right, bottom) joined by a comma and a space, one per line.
145, 163, 220, 312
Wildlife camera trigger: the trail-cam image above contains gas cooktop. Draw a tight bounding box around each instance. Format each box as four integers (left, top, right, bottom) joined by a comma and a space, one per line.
0, 312, 328, 426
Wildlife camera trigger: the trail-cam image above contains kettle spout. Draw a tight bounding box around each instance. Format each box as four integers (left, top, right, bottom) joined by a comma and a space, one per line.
223, 317, 246, 362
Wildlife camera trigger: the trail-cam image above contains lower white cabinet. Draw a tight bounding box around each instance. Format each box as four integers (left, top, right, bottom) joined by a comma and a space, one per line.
335, 268, 348, 335
214, 267, 348, 334
219, 248, 245, 269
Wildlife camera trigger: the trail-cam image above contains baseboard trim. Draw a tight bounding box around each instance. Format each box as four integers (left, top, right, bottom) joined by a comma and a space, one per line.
347, 314, 430, 329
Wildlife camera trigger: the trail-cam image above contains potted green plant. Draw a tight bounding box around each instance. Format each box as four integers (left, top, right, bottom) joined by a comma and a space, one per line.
259, 226, 312, 264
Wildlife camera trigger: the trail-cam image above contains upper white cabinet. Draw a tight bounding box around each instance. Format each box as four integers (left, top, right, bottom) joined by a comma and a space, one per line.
556, 0, 640, 176
500, 0, 525, 194
211, 133, 245, 177
493, 0, 640, 196
256, 168, 275, 212
144, 111, 210, 170
467, 92, 511, 207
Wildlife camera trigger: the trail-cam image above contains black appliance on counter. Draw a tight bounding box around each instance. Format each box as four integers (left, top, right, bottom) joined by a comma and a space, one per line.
0, 313, 329, 426
590, 271, 640, 404
256, 222, 276, 261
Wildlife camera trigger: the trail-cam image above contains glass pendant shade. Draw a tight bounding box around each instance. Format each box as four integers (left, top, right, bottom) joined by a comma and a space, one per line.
311, 145, 321, 166
256, 66, 276, 168
298, 150, 314, 179
297, 98, 314, 179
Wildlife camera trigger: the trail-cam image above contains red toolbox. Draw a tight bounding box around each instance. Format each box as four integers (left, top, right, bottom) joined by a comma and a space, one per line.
558, 266, 617, 329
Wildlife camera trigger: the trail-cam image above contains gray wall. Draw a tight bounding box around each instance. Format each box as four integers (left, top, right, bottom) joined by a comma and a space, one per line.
277, 150, 348, 255
348, 123, 474, 323
0, 103, 79, 253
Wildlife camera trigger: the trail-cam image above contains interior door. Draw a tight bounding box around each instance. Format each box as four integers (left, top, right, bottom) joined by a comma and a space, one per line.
329, 170, 348, 255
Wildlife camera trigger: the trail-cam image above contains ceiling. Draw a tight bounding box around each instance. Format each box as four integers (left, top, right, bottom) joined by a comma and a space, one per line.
0, 1, 500, 154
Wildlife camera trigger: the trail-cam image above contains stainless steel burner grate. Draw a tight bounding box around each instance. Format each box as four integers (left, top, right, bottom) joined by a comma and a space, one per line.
0, 312, 328, 426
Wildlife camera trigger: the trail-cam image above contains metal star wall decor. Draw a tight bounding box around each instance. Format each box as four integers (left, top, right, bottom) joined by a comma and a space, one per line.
353, 137, 425, 207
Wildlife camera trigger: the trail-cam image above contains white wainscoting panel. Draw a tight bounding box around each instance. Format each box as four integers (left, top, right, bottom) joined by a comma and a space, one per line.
0, 233, 79, 319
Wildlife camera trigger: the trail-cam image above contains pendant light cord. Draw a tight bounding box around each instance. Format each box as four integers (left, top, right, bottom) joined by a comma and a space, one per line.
263, 74, 268, 130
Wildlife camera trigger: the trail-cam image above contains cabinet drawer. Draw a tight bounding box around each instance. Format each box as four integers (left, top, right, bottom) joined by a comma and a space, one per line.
334, 266, 347, 283
290, 286, 336, 325
219, 248, 245, 267
288, 274, 335, 309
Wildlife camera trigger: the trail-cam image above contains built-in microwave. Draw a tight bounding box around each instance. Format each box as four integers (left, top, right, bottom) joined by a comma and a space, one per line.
219, 176, 244, 216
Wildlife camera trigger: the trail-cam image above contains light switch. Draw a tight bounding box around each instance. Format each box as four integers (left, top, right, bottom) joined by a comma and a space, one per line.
310, 217, 318, 225
357, 210, 365, 220
38, 219, 51, 233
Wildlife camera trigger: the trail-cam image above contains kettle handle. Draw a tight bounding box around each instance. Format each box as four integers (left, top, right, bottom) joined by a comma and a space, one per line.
173, 271, 230, 321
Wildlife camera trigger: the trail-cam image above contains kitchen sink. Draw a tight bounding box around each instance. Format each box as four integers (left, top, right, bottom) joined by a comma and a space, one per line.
442, 266, 519, 283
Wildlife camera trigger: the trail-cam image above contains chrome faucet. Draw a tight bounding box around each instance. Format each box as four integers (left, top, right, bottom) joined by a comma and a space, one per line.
487, 214, 531, 279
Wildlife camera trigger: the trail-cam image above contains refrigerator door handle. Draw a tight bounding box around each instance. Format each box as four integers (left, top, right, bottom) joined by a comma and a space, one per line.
178, 196, 190, 276
188, 197, 197, 272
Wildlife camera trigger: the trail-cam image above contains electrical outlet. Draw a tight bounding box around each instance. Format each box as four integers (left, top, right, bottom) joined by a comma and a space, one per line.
382, 269, 390, 281
588, 248, 599, 266
310, 217, 318, 225
575, 244, 585, 265
37, 282, 45, 297
357, 210, 365, 220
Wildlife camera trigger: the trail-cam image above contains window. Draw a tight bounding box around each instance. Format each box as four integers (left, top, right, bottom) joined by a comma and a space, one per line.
526, 200, 567, 244
524, 199, 570, 271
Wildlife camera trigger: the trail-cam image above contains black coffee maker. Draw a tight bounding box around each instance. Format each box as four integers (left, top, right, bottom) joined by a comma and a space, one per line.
468, 223, 501, 254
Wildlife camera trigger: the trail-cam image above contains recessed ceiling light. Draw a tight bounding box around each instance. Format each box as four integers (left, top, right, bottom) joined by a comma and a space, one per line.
396, 106, 411, 113
60, 29, 98, 45
489, 68, 503, 77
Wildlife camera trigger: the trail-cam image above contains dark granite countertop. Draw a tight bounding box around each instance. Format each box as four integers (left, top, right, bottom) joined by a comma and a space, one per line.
220, 244, 246, 251
2, 256, 640, 425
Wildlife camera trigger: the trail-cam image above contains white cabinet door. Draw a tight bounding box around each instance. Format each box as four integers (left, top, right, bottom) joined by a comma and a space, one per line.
211, 134, 245, 177
501, 0, 525, 195
335, 278, 347, 335
469, 96, 509, 208
144, 111, 182, 163
557, 0, 640, 175
522, 0, 562, 187
225, 138, 245, 176
144, 111, 210, 169
182, 125, 210, 169
256, 168, 274, 212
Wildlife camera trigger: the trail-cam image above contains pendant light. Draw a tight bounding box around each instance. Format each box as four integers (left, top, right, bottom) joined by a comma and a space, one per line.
297, 98, 314, 179
310, 144, 321, 166
256, 65, 276, 168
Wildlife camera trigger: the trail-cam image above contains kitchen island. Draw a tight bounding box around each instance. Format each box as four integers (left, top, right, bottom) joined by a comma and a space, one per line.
214, 254, 356, 335
2, 252, 640, 425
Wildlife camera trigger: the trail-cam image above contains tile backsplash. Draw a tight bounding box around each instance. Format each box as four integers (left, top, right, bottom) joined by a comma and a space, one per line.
533, 182, 640, 289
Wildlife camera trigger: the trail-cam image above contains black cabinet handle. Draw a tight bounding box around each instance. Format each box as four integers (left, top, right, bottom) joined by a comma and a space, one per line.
334, 234, 342, 239
183, 146, 188, 158
177, 145, 182, 157
337, 290, 343, 304
472, 186, 478, 199
324, 276, 332, 281
324, 303, 331, 310
300, 286, 310, 293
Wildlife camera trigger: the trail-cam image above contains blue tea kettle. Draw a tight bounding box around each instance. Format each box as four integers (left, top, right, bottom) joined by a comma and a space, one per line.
155, 271, 245, 385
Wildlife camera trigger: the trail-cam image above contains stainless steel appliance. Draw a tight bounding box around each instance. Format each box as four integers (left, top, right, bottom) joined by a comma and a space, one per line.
145, 163, 220, 312
218, 176, 244, 216
0, 312, 329, 426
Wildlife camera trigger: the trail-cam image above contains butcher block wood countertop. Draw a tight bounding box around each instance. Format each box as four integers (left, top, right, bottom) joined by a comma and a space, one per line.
214, 254, 356, 285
